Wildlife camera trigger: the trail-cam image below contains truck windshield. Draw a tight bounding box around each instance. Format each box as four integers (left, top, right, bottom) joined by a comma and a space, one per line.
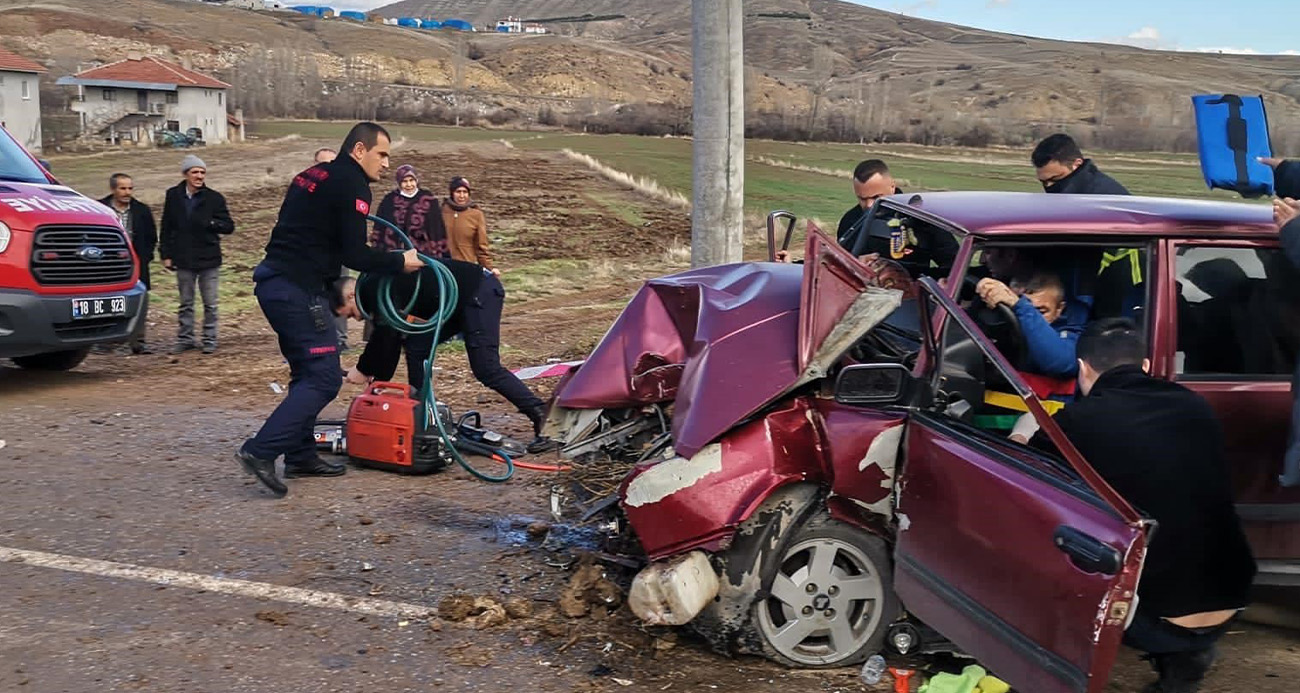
0, 128, 51, 184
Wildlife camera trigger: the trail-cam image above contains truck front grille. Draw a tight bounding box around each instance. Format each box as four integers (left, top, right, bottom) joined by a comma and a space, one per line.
31, 225, 135, 286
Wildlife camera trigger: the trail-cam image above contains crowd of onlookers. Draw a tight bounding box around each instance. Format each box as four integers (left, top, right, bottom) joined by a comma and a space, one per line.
97, 146, 495, 357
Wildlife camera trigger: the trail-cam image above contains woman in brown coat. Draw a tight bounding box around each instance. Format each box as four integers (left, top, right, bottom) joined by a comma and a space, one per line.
441, 176, 497, 275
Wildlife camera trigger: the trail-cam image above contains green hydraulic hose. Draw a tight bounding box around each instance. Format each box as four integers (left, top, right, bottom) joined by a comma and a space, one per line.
356, 214, 514, 483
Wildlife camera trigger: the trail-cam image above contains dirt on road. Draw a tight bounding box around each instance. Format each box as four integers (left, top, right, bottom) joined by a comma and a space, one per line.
2, 139, 1298, 693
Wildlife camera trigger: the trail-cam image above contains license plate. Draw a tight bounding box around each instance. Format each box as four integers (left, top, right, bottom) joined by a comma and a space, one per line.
71, 296, 127, 320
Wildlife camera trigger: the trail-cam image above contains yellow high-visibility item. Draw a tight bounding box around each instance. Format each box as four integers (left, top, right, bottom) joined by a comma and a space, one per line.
983, 390, 1065, 415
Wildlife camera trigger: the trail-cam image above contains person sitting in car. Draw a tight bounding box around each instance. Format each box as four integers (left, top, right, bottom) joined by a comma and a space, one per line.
975, 270, 1085, 379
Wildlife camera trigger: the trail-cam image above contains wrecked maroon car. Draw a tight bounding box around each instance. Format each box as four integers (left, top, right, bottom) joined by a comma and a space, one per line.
542, 192, 1299, 693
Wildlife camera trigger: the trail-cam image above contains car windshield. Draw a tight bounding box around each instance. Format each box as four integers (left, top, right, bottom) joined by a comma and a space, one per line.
0, 128, 50, 183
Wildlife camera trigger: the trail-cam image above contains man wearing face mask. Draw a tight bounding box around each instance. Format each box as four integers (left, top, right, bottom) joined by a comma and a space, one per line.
237, 122, 424, 497
1031, 134, 1129, 195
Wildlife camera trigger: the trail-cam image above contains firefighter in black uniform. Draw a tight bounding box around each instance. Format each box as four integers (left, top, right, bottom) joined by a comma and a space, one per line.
238, 122, 423, 497
331, 258, 557, 454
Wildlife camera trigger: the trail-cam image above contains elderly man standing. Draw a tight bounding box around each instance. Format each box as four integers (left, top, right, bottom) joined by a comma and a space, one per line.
160, 155, 235, 355
99, 173, 157, 354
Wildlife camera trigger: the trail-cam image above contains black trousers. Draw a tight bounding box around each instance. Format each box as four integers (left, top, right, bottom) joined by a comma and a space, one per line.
363, 274, 543, 414
1123, 608, 1233, 655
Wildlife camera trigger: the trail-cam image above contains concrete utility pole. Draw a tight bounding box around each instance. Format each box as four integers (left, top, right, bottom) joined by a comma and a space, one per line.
690, 0, 744, 267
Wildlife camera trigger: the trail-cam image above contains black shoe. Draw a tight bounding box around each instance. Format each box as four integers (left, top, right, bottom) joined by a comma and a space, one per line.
171, 343, 196, 355
284, 457, 347, 478
525, 436, 559, 454
1144, 648, 1216, 693
236, 447, 288, 497
202, 344, 217, 355
131, 345, 154, 355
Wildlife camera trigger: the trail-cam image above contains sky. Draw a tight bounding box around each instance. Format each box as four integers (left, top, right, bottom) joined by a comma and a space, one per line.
330, 0, 1297, 56
854, 0, 1297, 55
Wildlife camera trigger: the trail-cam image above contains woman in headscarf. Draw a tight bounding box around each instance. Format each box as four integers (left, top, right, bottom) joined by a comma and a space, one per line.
441, 176, 497, 275
372, 164, 448, 258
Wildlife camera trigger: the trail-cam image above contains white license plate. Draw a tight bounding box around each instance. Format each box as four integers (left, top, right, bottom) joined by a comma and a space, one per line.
71, 296, 127, 320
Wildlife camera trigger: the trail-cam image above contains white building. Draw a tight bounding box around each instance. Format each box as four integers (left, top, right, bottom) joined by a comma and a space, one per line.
0, 47, 47, 153
57, 55, 231, 146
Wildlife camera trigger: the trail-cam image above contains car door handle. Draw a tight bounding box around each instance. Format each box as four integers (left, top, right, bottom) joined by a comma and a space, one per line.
1054, 526, 1122, 575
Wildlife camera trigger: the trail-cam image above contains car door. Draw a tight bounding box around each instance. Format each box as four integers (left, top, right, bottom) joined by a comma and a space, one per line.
1158, 239, 1300, 571
893, 278, 1149, 693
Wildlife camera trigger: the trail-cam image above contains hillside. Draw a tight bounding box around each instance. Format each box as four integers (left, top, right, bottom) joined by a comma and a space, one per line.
6, 0, 1300, 149
379, 0, 1300, 145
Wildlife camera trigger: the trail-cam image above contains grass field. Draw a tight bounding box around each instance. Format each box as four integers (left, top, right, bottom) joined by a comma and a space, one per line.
250, 120, 1247, 227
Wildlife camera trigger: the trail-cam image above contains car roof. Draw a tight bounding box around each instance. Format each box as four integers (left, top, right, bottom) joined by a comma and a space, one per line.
882, 191, 1276, 239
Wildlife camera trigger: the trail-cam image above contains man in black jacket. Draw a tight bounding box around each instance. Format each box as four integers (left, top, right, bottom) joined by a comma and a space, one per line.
836, 159, 902, 242
787, 159, 956, 278
1017, 319, 1255, 693
159, 155, 235, 355
1031, 133, 1130, 195
333, 258, 555, 453
100, 173, 157, 354
237, 122, 422, 497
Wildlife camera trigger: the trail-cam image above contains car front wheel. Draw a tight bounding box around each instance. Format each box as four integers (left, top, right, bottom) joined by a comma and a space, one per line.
751, 514, 896, 668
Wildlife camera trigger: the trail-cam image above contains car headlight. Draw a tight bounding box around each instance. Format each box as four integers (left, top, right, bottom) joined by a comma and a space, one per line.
0, 221, 10, 253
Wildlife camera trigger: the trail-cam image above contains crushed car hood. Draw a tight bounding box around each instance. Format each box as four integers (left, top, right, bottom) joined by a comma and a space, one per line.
557, 229, 901, 459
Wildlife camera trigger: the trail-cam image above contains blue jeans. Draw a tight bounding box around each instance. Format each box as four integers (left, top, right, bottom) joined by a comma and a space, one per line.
243, 264, 342, 464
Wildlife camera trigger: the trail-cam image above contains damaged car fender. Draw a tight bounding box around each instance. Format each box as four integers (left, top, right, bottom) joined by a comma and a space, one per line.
688, 482, 824, 654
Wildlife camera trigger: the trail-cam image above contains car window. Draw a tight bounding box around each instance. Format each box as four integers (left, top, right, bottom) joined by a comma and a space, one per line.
1175, 246, 1300, 378
0, 127, 49, 184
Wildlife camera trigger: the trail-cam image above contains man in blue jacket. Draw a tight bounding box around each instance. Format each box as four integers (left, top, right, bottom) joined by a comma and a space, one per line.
975, 270, 1085, 379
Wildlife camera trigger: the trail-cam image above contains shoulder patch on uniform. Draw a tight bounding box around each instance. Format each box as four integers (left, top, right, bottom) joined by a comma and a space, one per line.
355, 199, 370, 215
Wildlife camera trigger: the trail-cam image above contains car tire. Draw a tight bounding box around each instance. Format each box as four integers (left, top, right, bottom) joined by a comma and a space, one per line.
12, 347, 91, 371
747, 513, 898, 668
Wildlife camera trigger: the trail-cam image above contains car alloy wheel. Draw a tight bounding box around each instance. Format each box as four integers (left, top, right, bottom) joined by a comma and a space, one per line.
753, 517, 892, 667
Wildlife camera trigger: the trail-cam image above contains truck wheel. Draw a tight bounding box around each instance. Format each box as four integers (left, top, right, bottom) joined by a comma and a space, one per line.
749, 514, 897, 668
12, 348, 91, 371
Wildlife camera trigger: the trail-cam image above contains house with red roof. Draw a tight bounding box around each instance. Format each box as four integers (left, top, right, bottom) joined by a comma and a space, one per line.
57, 53, 231, 145
0, 47, 48, 153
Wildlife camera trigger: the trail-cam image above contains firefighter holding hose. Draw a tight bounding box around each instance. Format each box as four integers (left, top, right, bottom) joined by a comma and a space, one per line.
237, 122, 423, 498
330, 257, 558, 455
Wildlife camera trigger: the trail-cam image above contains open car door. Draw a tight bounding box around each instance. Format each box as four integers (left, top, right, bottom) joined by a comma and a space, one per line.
894, 277, 1149, 693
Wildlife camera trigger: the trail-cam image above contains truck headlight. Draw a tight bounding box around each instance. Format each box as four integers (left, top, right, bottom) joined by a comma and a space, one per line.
0, 221, 10, 253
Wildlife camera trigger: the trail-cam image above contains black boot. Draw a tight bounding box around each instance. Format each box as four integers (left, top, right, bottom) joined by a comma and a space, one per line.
236, 446, 288, 498
523, 405, 559, 454
285, 456, 347, 478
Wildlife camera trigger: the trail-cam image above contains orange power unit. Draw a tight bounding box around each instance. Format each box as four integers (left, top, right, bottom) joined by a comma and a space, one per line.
345, 382, 450, 474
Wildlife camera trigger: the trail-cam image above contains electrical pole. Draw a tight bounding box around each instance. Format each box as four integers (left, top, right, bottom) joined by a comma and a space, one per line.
690, 0, 744, 267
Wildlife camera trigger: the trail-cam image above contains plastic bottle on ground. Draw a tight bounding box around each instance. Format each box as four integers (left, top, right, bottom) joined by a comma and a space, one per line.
861, 654, 888, 685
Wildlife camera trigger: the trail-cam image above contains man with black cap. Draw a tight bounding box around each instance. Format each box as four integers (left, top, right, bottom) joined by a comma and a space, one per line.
237, 122, 423, 497
160, 154, 234, 355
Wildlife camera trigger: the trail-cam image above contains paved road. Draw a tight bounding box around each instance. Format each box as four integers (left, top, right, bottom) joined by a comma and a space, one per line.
1, 359, 1297, 693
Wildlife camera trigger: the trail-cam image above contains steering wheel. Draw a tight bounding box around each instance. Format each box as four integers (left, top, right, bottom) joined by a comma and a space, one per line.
961, 275, 1029, 370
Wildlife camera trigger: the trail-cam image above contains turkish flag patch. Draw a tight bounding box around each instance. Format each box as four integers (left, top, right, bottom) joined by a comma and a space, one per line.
355, 199, 370, 215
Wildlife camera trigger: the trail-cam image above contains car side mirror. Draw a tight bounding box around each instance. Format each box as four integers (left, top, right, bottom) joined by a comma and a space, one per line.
834, 363, 913, 406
